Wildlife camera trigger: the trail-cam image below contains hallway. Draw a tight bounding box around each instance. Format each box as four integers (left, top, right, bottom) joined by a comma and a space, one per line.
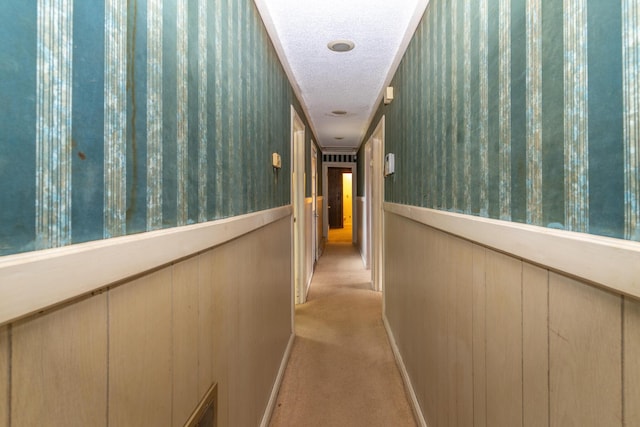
269, 238, 416, 426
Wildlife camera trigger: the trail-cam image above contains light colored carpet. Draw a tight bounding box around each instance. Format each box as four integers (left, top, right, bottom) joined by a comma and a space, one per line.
269, 242, 417, 427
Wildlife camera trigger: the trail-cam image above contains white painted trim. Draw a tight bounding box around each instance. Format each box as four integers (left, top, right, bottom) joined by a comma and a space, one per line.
292, 106, 307, 305
0, 206, 292, 326
259, 332, 295, 427
385, 202, 640, 299
383, 315, 428, 427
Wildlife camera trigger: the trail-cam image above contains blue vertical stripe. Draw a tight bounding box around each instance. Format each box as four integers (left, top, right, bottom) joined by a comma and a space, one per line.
72, 1, 105, 245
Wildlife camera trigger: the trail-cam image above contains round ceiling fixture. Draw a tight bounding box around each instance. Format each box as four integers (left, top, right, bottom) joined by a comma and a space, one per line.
334, 136, 345, 140
331, 110, 348, 116
327, 40, 355, 52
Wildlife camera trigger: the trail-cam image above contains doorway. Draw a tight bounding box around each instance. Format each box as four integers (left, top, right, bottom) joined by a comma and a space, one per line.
311, 144, 318, 263
327, 167, 352, 229
291, 108, 306, 305
367, 117, 384, 293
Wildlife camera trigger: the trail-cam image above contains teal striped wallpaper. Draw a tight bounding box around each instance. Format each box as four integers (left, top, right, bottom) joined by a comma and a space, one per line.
365, 0, 640, 242
0, 0, 312, 256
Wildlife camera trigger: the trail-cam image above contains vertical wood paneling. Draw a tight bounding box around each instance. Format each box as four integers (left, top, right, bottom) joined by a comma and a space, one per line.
12, 295, 107, 426
485, 249, 522, 427
435, 230, 450, 426
0, 326, 9, 427
446, 234, 457, 427
549, 273, 621, 426
472, 245, 487, 427
624, 296, 640, 425
454, 238, 474, 426
109, 269, 172, 427
172, 257, 199, 426
198, 250, 215, 396
421, 226, 439, 425
522, 263, 549, 427
211, 246, 230, 427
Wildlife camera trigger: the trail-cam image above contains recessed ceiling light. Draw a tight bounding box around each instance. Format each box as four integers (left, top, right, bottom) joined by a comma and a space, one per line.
331, 110, 348, 116
328, 40, 355, 52
334, 136, 344, 140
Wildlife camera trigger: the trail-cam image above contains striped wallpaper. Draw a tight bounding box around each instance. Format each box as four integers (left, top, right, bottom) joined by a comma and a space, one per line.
375, 0, 639, 242
0, 0, 299, 256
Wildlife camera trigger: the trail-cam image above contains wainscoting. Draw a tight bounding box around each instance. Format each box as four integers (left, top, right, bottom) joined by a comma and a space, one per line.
0, 208, 293, 427
384, 204, 640, 427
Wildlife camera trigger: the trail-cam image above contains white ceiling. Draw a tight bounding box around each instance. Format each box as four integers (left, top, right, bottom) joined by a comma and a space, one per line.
254, 0, 429, 153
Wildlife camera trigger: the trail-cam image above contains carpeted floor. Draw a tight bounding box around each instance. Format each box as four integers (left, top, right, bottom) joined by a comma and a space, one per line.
268, 240, 417, 427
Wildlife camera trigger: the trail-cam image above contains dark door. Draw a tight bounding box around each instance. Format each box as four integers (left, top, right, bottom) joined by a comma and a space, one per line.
328, 168, 343, 229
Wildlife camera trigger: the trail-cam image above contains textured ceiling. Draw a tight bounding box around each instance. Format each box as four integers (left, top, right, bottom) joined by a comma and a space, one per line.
254, 0, 429, 153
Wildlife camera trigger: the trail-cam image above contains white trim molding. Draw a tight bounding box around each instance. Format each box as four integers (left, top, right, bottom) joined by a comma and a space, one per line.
0, 206, 292, 325
385, 203, 640, 299
260, 333, 295, 427
383, 315, 428, 427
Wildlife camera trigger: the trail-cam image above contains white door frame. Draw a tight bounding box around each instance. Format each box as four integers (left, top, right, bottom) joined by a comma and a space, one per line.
363, 142, 373, 269
291, 107, 306, 305
369, 117, 385, 293
311, 143, 318, 264
322, 161, 357, 244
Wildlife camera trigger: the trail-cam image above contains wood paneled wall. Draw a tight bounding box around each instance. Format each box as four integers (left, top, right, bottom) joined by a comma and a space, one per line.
385, 211, 640, 427
0, 216, 292, 427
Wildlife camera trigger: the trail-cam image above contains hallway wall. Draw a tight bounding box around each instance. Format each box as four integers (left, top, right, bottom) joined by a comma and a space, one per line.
385, 209, 640, 426
0, 214, 292, 427
0, 0, 317, 257
0, 1, 317, 425
364, 0, 640, 425
368, 0, 639, 243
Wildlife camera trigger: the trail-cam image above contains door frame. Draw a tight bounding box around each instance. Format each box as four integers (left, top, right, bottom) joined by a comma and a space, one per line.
322, 161, 357, 244
368, 116, 385, 293
291, 107, 306, 305
311, 143, 318, 264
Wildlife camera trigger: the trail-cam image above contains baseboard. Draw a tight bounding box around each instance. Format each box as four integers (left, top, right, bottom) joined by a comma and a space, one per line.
260, 333, 295, 427
383, 315, 428, 427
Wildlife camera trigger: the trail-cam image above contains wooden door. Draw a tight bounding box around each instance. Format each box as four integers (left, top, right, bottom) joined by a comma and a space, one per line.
328, 168, 343, 229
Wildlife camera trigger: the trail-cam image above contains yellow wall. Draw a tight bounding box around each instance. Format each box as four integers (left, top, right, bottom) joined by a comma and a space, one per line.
343, 173, 353, 226
0, 216, 292, 427
384, 210, 640, 426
